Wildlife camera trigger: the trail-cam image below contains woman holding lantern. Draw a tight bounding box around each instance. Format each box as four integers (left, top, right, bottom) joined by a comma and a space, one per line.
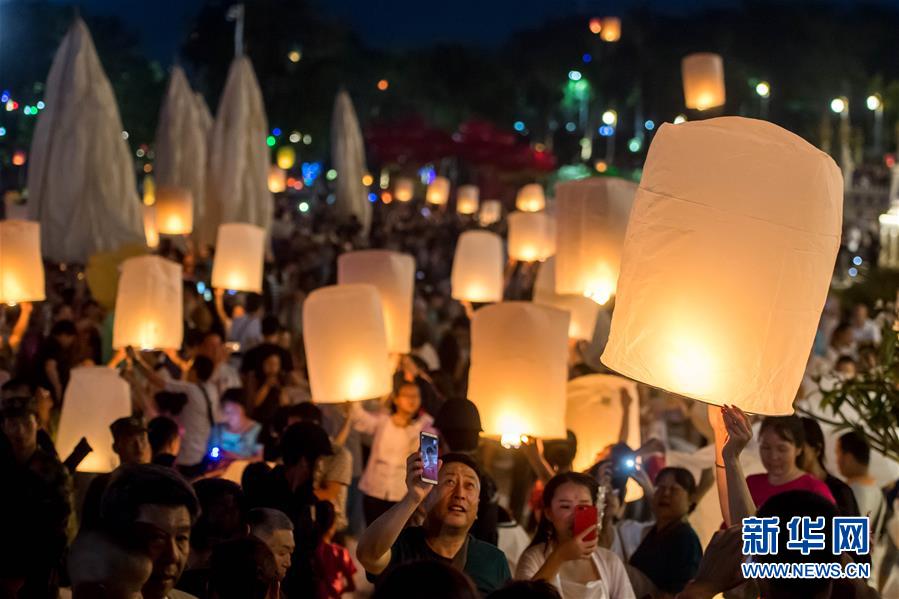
349, 380, 434, 525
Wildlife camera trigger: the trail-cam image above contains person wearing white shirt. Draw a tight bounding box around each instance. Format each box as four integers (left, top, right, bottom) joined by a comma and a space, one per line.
837, 431, 886, 535
349, 381, 434, 525
850, 303, 882, 346
516, 472, 635, 599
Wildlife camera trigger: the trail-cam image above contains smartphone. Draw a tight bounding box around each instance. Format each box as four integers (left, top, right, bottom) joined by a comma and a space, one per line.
574, 505, 599, 541
420, 432, 439, 485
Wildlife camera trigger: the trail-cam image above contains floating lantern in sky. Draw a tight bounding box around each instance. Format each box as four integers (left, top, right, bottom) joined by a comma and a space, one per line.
143, 205, 159, 249
602, 117, 842, 415
533, 257, 600, 341
468, 302, 569, 446
516, 183, 545, 212
426, 176, 450, 205
154, 186, 193, 235
555, 177, 636, 305
56, 367, 131, 473
276, 145, 296, 170
211, 223, 265, 293
479, 200, 503, 226
456, 185, 480, 215
394, 177, 414, 202
508, 211, 555, 262
303, 284, 392, 403
0, 220, 45, 304
451, 230, 504, 303
682, 53, 726, 111
113, 255, 183, 350
338, 250, 415, 354
600, 17, 621, 42
268, 165, 287, 194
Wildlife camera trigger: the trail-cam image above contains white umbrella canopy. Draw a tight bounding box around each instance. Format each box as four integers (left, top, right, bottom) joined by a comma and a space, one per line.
27, 18, 143, 263
203, 56, 272, 245
153, 66, 208, 233
330, 89, 370, 234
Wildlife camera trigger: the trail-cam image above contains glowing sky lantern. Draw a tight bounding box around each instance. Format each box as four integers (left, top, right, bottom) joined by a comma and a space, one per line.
507, 211, 555, 262
479, 200, 503, 226
302, 284, 392, 403
113, 256, 183, 350
426, 176, 450, 205
600, 17, 621, 42
268, 165, 287, 193
276, 145, 296, 170
394, 177, 414, 202
682, 53, 726, 111
533, 257, 600, 341
456, 185, 480, 215
338, 250, 415, 354
602, 117, 842, 415
211, 223, 266, 293
154, 186, 193, 235
468, 302, 569, 446
0, 220, 45, 304
555, 177, 636, 305
451, 230, 504, 303
516, 183, 545, 212
143, 205, 159, 249
56, 367, 131, 473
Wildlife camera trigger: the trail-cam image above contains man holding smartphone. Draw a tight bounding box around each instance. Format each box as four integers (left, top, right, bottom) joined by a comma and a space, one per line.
356, 451, 511, 595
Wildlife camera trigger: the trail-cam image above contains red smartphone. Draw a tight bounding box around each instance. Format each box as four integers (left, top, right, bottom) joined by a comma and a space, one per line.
573, 505, 598, 541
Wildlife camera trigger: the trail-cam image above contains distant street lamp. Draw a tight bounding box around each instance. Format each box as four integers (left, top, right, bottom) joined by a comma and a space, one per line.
602, 110, 618, 126
830, 97, 847, 114
755, 81, 770, 120
867, 94, 884, 155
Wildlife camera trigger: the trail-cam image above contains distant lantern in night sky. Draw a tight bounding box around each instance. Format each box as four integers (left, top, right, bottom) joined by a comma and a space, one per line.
602, 117, 842, 415
589, 18, 602, 34
211, 223, 266, 293
682, 53, 726, 111
154, 186, 193, 235
426, 176, 450, 205
456, 185, 480, 215
451, 230, 504, 303
394, 177, 414, 202
276, 146, 296, 170
377, 79, 389, 91
600, 17, 621, 42
508, 211, 555, 262
0, 220, 45, 304
516, 183, 545, 212
268, 165, 287, 193
113, 256, 183, 350
479, 200, 503, 226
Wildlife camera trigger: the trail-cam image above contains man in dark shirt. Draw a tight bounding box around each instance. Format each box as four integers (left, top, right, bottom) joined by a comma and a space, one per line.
81, 416, 151, 529
239, 316, 293, 380
357, 451, 510, 596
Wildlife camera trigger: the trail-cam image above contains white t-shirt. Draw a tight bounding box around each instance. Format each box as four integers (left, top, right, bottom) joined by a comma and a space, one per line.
165, 380, 219, 466
209, 362, 242, 397
852, 319, 882, 345
516, 542, 636, 599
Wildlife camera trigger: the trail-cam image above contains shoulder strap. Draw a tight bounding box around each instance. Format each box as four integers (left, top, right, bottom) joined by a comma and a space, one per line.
197, 384, 214, 427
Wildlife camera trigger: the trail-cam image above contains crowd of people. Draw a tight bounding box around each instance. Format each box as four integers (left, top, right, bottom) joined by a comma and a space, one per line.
0, 200, 894, 599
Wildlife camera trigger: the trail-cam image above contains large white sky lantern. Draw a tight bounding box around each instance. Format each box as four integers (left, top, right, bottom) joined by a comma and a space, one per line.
451, 230, 504, 303
338, 250, 415, 354
302, 284, 392, 403
0, 220, 45, 304
113, 256, 184, 350
567, 374, 640, 472
516, 183, 546, 212
468, 302, 569, 445
508, 211, 555, 262
211, 223, 265, 293
534, 258, 600, 341
56, 366, 131, 473
602, 117, 842, 415
456, 185, 480, 215
555, 177, 636, 305
682, 53, 726, 111
427, 176, 450, 205
154, 186, 194, 235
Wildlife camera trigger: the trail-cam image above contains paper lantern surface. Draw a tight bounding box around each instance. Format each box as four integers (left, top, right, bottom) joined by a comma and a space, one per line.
456, 185, 480, 215
394, 177, 414, 202
533, 258, 600, 341
426, 176, 450, 205
602, 117, 842, 415
600, 17, 621, 41
211, 223, 266, 293
479, 200, 503, 226
113, 255, 183, 350
555, 177, 636, 304
154, 186, 194, 235
0, 220, 45, 303
338, 250, 415, 354
268, 165, 287, 194
508, 211, 555, 262
682, 53, 726, 111
567, 374, 640, 471
516, 183, 546, 212
143, 205, 159, 249
451, 230, 504, 303
468, 302, 569, 441
56, 367, 131, 473
303, 284, 392, 403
